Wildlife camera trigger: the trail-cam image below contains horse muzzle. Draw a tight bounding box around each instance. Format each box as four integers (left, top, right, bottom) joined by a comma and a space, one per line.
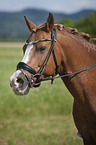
9, 70, 30, 95
17, 62, 41, 88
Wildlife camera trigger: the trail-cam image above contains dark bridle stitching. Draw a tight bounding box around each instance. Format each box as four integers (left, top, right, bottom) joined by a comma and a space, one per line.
36, 27, 58, 78
37, 40, 57, 75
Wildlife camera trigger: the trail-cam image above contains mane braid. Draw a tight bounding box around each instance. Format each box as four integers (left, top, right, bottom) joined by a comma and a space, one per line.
55, 24, 96, 45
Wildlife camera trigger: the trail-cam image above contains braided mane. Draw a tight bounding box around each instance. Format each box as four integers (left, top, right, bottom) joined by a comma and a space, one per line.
55, 24, 96, 45
31, 23, 96, 48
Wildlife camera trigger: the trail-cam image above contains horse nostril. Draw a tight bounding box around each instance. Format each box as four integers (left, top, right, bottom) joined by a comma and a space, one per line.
16, 78, 24, 87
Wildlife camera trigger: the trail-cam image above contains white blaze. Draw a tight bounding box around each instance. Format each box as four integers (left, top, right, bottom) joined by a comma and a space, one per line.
10, 70, 21, 83
22, 44, 33, 63
9, 44, 33, 95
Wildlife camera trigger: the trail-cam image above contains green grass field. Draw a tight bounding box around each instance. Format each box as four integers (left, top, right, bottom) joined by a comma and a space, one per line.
0, 44, 83, 145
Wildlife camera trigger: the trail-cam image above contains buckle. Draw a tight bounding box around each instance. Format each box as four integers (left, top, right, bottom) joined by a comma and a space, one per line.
32, 73, 41, 88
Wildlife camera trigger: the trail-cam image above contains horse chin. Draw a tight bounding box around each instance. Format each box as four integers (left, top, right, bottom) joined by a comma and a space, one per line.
10, 70, 30, 95
12, 83, 30, 95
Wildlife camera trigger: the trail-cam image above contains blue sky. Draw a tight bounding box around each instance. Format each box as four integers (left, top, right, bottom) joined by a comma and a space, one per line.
0, 0, 96, 13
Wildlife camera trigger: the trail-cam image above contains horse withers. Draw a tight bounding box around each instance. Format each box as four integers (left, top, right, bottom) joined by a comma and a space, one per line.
10, 13, 96, 145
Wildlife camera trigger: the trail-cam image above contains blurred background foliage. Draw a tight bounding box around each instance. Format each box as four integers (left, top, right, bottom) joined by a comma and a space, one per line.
0, 11, 96, 41
57, 12, 96, 38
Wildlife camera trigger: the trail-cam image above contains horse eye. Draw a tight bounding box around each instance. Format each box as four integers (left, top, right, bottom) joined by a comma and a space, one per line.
38, 46, 46, 53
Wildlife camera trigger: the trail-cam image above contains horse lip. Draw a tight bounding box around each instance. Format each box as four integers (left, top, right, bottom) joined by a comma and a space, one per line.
11, 83, 30, 95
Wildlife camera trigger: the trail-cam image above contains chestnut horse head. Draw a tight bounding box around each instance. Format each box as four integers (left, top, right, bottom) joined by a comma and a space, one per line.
10, 13, 62, 95
10, 13, 96, 145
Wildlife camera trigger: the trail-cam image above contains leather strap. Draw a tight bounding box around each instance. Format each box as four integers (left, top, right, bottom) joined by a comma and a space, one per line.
17, 62, 37, 75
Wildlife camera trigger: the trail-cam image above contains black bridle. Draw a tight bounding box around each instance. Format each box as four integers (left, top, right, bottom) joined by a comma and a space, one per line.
17, 27, 59, 87
17, 27, 96, 88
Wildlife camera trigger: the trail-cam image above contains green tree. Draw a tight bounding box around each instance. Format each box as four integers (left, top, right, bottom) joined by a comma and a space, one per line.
75, 13, 96, 38
56, 19, 75, 28
57, 13, 96, 38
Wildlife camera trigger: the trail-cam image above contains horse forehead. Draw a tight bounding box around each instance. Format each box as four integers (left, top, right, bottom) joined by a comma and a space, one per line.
34, 31, 49, 41
32, 24, 46, 32
27, 25, 50, 43
29, 29, 46, 41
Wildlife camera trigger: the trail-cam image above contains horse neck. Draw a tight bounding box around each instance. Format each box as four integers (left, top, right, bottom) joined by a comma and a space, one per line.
57, 30, 96, 75
57, 30, 96, 102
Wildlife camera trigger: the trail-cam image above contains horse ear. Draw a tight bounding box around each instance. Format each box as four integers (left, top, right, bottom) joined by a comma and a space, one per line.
46, 13, 54, 32
24, 15, 36, 32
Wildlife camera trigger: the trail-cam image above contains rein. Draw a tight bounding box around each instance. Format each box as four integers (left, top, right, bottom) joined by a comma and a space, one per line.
41, 62, 96, 82
17, 27, 96, 87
